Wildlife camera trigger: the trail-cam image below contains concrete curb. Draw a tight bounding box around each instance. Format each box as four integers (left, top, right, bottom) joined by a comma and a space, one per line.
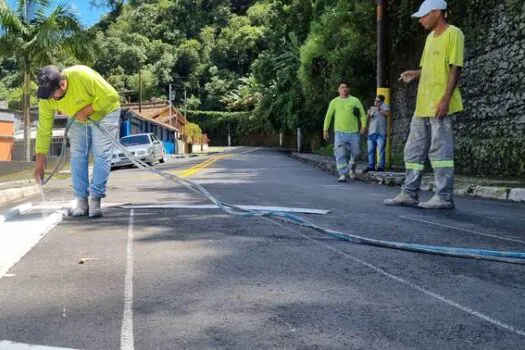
290, 153, 525, 203
0, 182, 40, 206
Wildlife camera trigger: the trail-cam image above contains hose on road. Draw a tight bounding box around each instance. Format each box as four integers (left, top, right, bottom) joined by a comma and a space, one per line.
42, 117, 525, 265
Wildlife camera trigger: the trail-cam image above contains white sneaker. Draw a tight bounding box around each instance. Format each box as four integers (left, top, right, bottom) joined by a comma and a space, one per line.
337, 174, 347, 182
384, 192, 418, 207
348, 170, 356, 180
418, 195, 455, 209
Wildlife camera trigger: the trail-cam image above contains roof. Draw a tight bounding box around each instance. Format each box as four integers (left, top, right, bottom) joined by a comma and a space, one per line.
125, 102, 187, 133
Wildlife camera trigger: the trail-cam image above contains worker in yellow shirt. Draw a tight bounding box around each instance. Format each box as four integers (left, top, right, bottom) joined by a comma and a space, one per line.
323, 81, 367, 182
34, 65, 121, 218
385, 0, 464, 209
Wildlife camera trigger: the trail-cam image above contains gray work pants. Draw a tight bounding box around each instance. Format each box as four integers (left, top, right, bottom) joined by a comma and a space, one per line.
403, 116, 455, 201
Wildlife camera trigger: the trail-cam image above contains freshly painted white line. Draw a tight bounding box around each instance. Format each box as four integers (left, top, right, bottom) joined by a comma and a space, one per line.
120, 210, 135, 350
0, 203, 33, 224
0, 340, 77, 349
0, 204, 74, 279
119, 203, 330, 215
31, 200, 77, 211
266, 217, 525, 338
400, 215, 525, 244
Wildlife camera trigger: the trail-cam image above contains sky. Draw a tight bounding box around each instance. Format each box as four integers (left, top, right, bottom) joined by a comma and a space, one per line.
70, 1, 108, 27
6, 0, 109, 27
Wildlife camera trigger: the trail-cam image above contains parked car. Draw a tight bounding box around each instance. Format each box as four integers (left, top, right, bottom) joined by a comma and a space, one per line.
111, 133, 166, 170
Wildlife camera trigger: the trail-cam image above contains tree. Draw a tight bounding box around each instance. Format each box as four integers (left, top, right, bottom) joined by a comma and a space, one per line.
0, 0, 89, 161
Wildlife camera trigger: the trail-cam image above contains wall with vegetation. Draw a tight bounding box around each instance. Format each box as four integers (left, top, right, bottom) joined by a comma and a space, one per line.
389, 0, 525, 176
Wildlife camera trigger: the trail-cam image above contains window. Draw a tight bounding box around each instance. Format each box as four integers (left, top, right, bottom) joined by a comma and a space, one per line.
120, 134, 150, 146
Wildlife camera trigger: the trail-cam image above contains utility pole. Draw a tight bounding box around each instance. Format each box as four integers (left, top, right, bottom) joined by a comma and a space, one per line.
138, 68, 143, 113
168, 84, 172, 123
23, 1, 31, 161
377, 0, 391, 168
184, 87, 187, 119
227, 123, 231, 147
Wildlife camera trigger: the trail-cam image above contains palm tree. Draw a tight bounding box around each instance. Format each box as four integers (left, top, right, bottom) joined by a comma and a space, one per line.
0, 0, 87, 161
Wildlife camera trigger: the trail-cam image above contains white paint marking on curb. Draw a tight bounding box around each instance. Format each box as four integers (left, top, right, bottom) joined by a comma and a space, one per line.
120, 209, 135, 350
400, 215, 525, 245
0, 203, 33, 224
0, 340, 77, 349
0, 202, 74, 280
266, 217, 525, 338
119, 203, 330, 215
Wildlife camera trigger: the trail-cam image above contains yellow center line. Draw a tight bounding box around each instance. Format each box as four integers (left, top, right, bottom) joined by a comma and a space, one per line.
134, 148, 259, 181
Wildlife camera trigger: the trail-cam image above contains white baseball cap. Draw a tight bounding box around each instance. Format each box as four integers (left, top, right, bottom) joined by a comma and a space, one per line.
411, 0, 447, 18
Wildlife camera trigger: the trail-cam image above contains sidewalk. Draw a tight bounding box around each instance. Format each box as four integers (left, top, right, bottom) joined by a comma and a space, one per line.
290, 153, 525, 203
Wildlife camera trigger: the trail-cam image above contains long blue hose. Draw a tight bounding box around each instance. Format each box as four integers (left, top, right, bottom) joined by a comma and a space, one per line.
44, 118, 525, 265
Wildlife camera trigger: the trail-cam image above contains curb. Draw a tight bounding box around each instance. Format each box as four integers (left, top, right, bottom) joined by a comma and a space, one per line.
290, 153, 525, 203
0, 183, 40, 206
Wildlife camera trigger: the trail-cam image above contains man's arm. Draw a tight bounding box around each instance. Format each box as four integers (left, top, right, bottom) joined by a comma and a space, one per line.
34, 102, 54, 183
357, 101, 367, 135
435, 66, 462, 118
74, 104, 94, 122
323, 102, 334, 140
80, 68, 120, 117
399, 70, 421, 83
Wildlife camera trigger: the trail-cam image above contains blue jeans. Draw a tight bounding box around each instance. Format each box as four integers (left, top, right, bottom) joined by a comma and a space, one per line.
69, 109, 121, 199
367, 133, 386, 169
334, 131, 361, 176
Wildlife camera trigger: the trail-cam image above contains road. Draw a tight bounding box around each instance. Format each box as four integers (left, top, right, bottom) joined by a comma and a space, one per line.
0, 148, 524, 349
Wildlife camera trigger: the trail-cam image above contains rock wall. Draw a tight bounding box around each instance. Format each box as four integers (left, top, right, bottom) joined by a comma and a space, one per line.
389, 1, 525, 176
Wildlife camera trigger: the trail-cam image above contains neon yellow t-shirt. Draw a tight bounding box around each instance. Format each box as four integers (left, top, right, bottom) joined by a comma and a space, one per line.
415, 25, 464, 117
323, 96, 367, 133
36, 65, 120, 154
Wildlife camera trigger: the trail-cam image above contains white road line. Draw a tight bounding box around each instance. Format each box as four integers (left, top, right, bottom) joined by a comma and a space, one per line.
400, 215, 525, 244
0, 340, 77, 349
119, 203, 330, 215
265, 217, 525, 338
120, 210, 135, 350
0, 202, 33, 224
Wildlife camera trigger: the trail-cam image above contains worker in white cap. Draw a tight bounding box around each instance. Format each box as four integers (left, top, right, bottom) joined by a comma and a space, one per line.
384, 0, 465, 209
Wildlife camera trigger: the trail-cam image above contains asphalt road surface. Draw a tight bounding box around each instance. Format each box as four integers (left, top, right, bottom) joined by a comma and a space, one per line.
0, 148, 524, 349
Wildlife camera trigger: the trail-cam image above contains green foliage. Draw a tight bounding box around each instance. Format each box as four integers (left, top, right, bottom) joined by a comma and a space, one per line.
313, 144, 334, 157
7, 82, 38, 110
298, 0, 375, 132
185, 122, 203, 144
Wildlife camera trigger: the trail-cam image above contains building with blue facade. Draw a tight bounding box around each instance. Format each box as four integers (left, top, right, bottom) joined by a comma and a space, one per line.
121, 102, 188, 155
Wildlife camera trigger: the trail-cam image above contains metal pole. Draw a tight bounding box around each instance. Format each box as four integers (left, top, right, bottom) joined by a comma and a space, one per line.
184, 87, 187, 119
169, 84, 172, 124
227, 123, 231, 147
138, 68, 143, 113
296, 127, 302, 153
377, 0, 391, 168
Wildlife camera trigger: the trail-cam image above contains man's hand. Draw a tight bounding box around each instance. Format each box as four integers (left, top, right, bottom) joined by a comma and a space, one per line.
74, 104, 94, 122
399, 70, 420, 84
360, 127, 367, 136
435, 97, 450, 118
323, 130, 329, 141
74, 111, 88, 122
34, 154, 46, 184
